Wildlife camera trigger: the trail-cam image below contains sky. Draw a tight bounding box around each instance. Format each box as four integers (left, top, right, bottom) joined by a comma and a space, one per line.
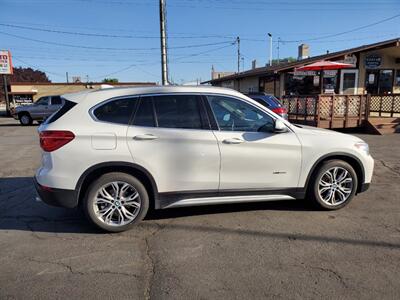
1, 0, 400, 84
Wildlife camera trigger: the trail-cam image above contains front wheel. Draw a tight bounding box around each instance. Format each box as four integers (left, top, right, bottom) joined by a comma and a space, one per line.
84, 172, 149, 232
309, 160, 358, 210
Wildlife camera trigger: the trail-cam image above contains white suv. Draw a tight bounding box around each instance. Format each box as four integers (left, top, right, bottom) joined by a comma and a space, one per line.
35, 86, 374, 232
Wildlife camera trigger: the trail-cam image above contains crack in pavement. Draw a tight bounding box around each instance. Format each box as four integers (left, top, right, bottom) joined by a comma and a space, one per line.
27, 257, 142, 278
292, 263, 348, 288
143, 221, 169, 300
380, 160, 400, 177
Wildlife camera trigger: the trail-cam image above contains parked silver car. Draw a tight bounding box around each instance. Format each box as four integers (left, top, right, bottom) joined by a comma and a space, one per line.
12, 95, 64, 125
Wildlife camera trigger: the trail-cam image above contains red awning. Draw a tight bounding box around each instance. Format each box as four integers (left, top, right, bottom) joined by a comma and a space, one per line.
295, 61, 354, 71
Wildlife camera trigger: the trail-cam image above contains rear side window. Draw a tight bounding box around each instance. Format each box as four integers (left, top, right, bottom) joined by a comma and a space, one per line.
133, 97, 155, 127
93, 98, 136, 125
51, 96, 62, 105
45, 99, 76, 124
153, 95, 205, 129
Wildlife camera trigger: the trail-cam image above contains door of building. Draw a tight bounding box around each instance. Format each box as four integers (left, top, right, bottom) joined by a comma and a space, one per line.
340, 69, 359, 94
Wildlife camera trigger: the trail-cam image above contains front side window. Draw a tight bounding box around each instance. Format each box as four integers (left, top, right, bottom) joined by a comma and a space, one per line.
36, 97, 49, 106
93, 98, 136, 125
153, 95, 205, 129
207, 95, 274, 132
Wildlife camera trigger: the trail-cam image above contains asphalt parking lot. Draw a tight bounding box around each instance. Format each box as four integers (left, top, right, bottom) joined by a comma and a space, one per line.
0, 117, 399, 300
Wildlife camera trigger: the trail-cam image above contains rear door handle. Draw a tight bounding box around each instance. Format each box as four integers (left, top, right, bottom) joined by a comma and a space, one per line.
223, 138, 244, 144
133, 134, 158, 141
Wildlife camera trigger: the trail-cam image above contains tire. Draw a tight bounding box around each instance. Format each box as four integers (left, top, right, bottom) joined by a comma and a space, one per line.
83, 172, 149, 232
308, 160, 358, 210
19, 113, 33, 126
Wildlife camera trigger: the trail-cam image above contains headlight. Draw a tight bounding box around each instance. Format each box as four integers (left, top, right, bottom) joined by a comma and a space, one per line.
354, 142, 369, 156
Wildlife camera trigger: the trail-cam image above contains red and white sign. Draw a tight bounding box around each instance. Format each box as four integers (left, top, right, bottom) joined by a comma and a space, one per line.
0, 50, 13, 74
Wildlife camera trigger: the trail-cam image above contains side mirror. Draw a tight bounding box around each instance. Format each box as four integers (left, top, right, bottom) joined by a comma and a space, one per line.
274, 119, 288, 133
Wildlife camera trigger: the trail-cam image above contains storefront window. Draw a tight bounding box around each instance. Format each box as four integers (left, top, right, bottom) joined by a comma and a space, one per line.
285, 71, 338, 95
285, 72, 320, 95
379, 70, 393, 94
395, 70, 400, 87
366, 69, 394, 94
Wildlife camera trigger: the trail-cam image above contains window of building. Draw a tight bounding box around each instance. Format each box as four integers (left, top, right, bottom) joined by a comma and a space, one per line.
395, 70, 400, 87
153, 95, 205, 129
207, 95, 274, 132
133, 97, 155, 127
93, 98, 136, 125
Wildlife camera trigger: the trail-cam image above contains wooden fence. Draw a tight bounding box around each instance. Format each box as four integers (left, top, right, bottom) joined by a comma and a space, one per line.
369, 94, 400, 117
281, 94, 368, 129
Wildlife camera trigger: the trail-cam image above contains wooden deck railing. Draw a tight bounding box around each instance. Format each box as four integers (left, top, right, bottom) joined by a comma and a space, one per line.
369, 94, 400, 117
281, 94, 369, 128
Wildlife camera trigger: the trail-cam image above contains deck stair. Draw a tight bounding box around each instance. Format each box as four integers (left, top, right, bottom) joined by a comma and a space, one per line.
365, 117, 400, 135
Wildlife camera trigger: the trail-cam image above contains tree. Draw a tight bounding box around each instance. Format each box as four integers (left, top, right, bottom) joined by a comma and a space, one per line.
102, 78, 119, 83
9, 67, 51, 83
272, 57, 297, 65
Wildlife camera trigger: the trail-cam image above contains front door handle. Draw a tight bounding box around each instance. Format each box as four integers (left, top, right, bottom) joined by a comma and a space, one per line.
133, 134, 158, 141
223, 138, 244, 144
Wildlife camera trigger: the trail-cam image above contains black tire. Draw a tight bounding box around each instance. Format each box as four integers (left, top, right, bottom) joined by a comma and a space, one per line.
19, 113, 33, 126
308, 160, 358, 210
83, 172, 149, 232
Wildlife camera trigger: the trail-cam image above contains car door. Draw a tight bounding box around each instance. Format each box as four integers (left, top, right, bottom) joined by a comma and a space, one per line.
31, 96, 50, 119
48, 96, 63, 116
126, 94, 220, 194
205, 94, 302, 190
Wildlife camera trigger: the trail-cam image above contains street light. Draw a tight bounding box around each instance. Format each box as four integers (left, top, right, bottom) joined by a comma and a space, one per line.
268, 33, 272, 66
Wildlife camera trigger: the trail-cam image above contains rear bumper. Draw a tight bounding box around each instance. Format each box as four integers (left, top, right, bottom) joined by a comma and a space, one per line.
34, 177, 78, 208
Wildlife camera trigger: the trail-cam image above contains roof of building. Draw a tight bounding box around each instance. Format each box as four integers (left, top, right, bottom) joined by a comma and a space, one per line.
203, 37, 400, 84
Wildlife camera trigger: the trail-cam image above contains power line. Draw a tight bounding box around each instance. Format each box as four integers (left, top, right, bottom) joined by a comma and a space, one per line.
281, 12, 400, 43
12, 57, 66, 78
0, 23, 233, 40
0, 30, 235, 51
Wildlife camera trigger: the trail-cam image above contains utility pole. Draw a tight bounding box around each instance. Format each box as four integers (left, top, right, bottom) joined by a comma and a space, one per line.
159, 0, 169, 85
2, 75, 10, 115
236, 36, 240, 73
277, 37, 281, 64
66, 72, 69, 83
268, 33, 272, 66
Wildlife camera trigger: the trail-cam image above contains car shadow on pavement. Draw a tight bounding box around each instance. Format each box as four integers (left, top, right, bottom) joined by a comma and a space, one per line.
1, 177, 400, 250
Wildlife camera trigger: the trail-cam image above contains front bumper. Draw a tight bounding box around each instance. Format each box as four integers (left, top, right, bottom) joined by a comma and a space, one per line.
358, 182, 370, 193
34, 177, 78, 208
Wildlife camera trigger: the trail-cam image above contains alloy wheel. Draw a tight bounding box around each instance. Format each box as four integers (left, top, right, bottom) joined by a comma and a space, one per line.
318, 167, 353, 206
93, 181, 141, 226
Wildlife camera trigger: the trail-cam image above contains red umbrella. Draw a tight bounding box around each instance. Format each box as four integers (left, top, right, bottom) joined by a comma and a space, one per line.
295, 60, 354, 71
295, 61, 354, 94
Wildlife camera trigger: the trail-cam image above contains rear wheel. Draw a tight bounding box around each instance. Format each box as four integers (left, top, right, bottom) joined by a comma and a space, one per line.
309, 160, 358, 210
19, 113, 32, 126
84, 172, 149, 232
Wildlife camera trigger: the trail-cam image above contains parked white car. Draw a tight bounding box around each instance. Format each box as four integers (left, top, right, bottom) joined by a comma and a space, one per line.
35, 86, 374, 232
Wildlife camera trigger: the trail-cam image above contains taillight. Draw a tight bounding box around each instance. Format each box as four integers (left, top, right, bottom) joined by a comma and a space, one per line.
39, 130, 75, 152
272, 107, 287, 115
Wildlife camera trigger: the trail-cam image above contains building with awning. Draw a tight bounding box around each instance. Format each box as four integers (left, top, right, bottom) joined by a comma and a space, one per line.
204, 38, 400, 133
204, 38, 400, 97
